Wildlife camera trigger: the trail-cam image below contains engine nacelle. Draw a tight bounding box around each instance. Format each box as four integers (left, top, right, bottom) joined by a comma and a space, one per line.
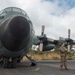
43, 44, 55, 51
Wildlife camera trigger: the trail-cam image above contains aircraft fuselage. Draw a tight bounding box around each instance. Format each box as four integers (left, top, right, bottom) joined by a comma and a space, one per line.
0, 7, 35, 68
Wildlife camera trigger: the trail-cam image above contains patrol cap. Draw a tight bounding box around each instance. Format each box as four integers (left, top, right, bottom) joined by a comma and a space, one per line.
60, 42, 67, 46
60, 43, 64, 46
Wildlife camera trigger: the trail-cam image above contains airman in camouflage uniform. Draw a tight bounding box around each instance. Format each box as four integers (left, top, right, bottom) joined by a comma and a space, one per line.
59, 43, 68, 70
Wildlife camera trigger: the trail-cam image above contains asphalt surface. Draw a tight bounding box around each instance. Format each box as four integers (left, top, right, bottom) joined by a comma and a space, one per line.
0, 60, 75, 75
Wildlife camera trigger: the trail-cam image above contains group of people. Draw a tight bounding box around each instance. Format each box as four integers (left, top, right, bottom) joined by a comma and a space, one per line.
59, 43, 69, 70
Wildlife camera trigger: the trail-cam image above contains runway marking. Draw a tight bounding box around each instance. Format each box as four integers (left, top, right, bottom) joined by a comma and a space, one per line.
32, 67, 40, 71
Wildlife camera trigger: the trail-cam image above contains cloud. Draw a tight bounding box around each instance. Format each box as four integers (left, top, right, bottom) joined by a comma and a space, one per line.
0, 0, 75, 39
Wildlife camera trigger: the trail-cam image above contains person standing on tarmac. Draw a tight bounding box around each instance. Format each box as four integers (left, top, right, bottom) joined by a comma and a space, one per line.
59, 43, 68, 70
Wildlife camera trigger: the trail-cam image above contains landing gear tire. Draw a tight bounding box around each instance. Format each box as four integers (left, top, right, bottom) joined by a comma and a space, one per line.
26, 55, 37, 66
11, 58, 17, 68
3, 57, 9, 68
31, 60, 36, 66
17, 60, 20, 63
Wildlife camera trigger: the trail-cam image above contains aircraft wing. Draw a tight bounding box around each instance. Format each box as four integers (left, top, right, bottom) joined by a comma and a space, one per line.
33, 35, 56, 52
33, 25, 75, 52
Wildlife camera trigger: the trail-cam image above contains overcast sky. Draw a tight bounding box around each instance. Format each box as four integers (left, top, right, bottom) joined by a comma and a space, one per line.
0, 0, 75, 40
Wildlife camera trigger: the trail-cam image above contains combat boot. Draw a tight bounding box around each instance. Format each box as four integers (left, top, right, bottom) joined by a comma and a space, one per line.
60, 65, 63, 70
65, 66, 69, 70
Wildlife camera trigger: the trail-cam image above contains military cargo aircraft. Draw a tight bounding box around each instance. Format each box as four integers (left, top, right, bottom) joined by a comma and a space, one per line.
0, 7, 74, 68
0, 7, 56, 68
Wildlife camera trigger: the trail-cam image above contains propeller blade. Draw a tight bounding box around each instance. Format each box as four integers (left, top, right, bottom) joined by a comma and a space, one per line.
67, 29, 71, 52
41, 25, 45, 36
68, 29, 71, 39
39, 42, 43, 52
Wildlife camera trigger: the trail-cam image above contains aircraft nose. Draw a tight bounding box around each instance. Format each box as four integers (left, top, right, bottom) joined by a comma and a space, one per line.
8, 16, 30, 39
1, 16, 31, 51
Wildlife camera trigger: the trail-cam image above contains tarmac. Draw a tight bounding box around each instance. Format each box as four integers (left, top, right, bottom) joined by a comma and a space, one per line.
0, 60, 75, 75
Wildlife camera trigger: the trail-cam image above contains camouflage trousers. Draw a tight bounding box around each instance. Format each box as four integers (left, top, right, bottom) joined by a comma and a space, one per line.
60, 56, 67, 69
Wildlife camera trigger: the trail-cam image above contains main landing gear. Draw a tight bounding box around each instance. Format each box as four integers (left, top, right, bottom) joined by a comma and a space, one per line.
25, 55, 37, 66
2, 55, 36, 68
3, 57, 9, 68
3, 57, 17, 68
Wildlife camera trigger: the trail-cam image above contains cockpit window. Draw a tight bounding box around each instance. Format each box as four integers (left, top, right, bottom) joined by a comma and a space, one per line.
0, 10, 3, 15
13, 8, 22, 13
22, 10, 27, 15
0, 7, 29, 19
1, 11, 6, 16
4, 7, 12, 13
0, 7, 27, 15
0, 11, 6, 19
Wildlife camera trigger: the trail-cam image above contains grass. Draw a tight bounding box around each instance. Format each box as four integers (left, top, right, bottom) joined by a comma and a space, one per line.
23, 50, 60, 60
22, 50, 74, 60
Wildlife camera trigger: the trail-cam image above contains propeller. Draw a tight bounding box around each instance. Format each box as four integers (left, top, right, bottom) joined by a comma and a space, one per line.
68, 29, 71, 39
59, 29, 72, 46
39, 25, 45, 52
67, 29, 75, 45
67, 29, 71, 52
38, 25, 58, 52
41, 25, 45, 36
65, 29, 72, 43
